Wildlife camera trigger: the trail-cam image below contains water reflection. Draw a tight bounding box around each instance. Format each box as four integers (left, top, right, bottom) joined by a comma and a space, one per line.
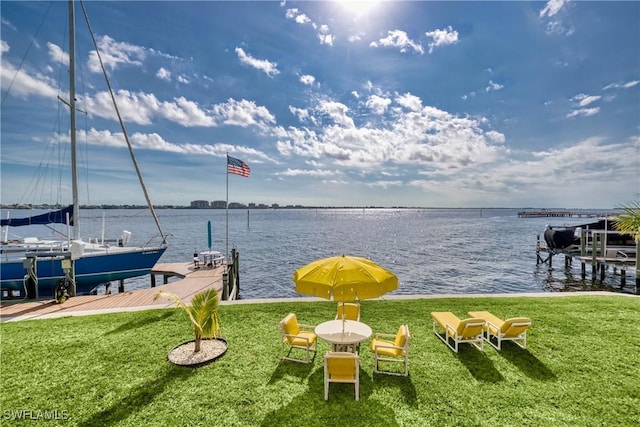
536, 262, 636, 294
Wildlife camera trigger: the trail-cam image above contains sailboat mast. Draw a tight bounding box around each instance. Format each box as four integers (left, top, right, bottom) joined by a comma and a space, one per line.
78, 1, 167, 244
68, 0, 79, 240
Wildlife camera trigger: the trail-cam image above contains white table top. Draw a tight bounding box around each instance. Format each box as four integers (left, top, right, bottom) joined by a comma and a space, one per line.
200, 250, 222, 257
315, 320, 372, 345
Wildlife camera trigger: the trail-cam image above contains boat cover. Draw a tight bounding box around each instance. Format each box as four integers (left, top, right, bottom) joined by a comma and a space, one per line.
1, 205, 74, 227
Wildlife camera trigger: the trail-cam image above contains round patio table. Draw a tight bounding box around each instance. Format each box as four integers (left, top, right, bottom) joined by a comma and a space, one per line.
315, 319, 372, 353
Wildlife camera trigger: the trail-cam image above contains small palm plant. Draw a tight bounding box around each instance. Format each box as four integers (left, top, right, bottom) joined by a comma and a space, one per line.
154, 288, 221, 353
612, 200, 640, 242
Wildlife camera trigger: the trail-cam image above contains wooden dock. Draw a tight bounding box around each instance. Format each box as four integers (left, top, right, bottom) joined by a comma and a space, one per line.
536, 230, 639, 289
0, 262, 224, 322
518, 210, 614, 218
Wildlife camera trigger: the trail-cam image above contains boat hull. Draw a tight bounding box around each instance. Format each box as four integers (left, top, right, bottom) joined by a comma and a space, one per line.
0, 246, 167, 298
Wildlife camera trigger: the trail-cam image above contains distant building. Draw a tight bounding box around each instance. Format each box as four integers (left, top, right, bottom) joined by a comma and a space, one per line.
190, 200, 210, 208
211, 200, 226, 209
228, 202, 247, 209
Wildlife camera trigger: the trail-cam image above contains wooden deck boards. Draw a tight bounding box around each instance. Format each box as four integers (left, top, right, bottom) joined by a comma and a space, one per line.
0, 262, 224, 322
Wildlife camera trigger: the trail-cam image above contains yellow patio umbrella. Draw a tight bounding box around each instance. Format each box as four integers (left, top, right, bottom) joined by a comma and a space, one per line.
293, 254, 399, 302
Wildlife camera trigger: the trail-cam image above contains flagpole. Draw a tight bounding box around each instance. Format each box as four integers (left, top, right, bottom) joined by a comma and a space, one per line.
226, 153, 229, 261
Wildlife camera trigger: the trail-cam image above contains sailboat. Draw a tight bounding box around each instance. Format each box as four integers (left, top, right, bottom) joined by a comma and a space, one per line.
0, 1, 167, 300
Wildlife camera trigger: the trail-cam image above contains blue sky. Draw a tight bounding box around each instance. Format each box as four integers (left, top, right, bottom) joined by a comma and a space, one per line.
1, 1, 638, 208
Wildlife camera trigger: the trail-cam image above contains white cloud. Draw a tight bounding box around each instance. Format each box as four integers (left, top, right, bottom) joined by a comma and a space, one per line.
276, 92, 506, 171
396, 93, 422, 111
0, 49, 275, 129
299, 74, 315, 85
77, 128, 128, 148
211, 98, 276, 129
0, 43, 58, 99
318, 33, 334, 46
571, 94, 601, 107
75, 128, 276, 163
525, 137, 637, 189
84, 90, 160, 125
289, 106, 312, 123
177, 75, 190, 84
131, 132, 188, 152
318, 24, 334, 46
406, 136, 638, 207
285, 8, 334, 47
566, 93, 601, 117
485, 130, 506, 144
485, 80, 504, 92
365, 180, 403, 189
159, 96, 214, 126
540, 0, 574, 36
365, 95, 391, 115
235, 47, 280, 77
156, 67, 172, 82
425, 26, 459, 54
544, 20, 575, 36
540, 0, 566, 18
286, 8, 311, 25
603, 80, 640, 90
47, 43, 69, 66
566, 107, 599, 118
2, 18, 17, 31
370, 30, 424, 54
276, 168, 337, 177
318, 101, 355, 128
82, 88, 275, 129
87, 35, 145, 72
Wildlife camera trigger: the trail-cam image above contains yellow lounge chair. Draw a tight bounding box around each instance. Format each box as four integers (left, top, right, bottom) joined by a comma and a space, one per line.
324, 352, 360, 401
468, 311, 531, 350
335, 302, 361, 322
278, 313, 317, 363
370, 324, 411, 376
431, 312, 485, 352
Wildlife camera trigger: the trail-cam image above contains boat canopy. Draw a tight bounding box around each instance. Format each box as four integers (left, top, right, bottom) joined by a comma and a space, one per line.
1, 205, 74, 227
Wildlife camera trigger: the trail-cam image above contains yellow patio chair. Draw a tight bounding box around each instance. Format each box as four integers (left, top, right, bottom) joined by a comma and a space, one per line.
431, 312, 485, 352
278, 313, 317, 363
324, 352, 360, 401
370, 324, 411, 376
468, 311, 532, 350
335, 302, 361, 321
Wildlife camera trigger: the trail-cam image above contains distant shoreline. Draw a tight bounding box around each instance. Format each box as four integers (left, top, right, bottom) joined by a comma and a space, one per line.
0, 205, 620, 211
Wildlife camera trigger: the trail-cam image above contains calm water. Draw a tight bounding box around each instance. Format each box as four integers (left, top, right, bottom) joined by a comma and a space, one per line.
3, 208, 635, 297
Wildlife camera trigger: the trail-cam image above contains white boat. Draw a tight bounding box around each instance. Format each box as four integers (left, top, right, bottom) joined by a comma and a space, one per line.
0, 1, 167, 301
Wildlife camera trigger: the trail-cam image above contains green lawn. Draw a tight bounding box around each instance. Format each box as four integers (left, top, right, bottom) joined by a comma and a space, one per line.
1, 295, 639, 426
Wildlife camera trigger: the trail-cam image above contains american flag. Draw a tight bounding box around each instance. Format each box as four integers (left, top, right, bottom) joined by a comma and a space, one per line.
227, 155, 251, 177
